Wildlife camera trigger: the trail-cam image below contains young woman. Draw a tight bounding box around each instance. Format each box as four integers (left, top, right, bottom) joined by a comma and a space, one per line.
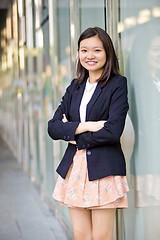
48, 27, 129, 240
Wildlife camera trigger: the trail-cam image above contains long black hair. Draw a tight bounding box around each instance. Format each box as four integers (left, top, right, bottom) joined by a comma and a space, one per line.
76, 27, 120, 84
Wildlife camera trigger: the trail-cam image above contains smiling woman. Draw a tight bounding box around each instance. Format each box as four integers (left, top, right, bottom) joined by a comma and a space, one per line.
79, 36, 106, 83
76, 27, 120, 85
48, 27, 129, 240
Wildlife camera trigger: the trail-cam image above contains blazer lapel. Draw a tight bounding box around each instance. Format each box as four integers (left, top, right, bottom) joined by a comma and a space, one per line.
86, 83, 102, 121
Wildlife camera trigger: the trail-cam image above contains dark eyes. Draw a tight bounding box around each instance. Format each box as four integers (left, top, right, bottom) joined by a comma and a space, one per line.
81, 49, 101, 53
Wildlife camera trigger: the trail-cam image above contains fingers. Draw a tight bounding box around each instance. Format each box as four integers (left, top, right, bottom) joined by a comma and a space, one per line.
62, 114, 68, 122
69, 140, 76, 145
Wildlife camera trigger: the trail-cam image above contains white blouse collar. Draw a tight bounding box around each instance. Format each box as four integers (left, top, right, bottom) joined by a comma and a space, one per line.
85, 78, 98, 92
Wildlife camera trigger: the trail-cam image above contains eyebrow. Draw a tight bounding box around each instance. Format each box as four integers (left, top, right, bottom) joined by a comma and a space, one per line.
80, 46, 103, 49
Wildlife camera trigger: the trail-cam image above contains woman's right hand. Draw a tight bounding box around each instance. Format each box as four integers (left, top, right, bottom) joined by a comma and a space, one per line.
75, 120, 106, 135
62, 113, 106, 135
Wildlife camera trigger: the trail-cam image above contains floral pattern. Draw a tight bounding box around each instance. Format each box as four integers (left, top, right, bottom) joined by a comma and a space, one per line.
52, 149, 129, 209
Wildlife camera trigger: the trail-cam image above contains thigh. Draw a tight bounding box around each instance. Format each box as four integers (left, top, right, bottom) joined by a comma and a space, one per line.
69, 207, 92, 239
91, 208, 116, 240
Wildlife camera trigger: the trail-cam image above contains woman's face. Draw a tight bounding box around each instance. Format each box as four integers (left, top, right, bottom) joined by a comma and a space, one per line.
147, 36, 160, 71
79, 36, 106, 76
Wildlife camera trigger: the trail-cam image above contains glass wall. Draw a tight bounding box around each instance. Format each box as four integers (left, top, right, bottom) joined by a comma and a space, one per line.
118, 0, 160, 239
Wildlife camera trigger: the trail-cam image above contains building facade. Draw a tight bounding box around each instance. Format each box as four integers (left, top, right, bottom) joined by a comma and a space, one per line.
0, 0, 160, 239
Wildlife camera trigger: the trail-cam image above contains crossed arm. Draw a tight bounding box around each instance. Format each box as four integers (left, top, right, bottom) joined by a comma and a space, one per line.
62, 114, 106, 145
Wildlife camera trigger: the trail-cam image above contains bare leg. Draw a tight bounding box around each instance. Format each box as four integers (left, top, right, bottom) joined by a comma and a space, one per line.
91, 208, 116, 240
69, 207, 92, 240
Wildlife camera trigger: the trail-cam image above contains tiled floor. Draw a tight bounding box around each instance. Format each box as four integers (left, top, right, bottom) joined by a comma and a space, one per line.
0, 136, 70, 240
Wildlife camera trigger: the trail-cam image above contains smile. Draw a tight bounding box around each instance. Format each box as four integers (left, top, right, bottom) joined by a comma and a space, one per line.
86, 61, 97, 65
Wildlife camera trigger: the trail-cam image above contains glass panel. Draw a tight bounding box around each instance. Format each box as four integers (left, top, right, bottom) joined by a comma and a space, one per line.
54, 0, 73, 230
41, 18, 54, 200
41, 0, 48, 22
119, 0, 160, 239
78, 0, 105, 32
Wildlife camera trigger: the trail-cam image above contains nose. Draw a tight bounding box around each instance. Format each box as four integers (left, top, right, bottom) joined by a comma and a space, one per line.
86, 51, 95, 59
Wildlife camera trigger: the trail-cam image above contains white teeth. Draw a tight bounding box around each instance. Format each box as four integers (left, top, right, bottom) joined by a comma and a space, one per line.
86, 61, 96, 65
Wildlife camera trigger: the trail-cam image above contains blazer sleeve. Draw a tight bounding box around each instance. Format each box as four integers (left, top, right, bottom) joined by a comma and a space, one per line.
75, 77, 129, 150
48, 80, 80, 141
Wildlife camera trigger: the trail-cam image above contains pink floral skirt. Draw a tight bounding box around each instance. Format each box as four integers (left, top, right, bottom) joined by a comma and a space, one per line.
52, 149, 129, 209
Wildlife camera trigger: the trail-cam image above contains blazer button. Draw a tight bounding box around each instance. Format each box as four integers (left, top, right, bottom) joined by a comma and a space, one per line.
64, 136, 66, 139
87, 151, 91, 155
67, 136, 70, 140
87, 143, 90, 147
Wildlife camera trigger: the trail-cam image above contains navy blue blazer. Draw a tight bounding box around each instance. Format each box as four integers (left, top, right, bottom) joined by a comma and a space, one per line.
48, 75, 129, 181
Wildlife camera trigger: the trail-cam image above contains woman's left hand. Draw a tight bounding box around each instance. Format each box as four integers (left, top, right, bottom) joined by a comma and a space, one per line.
62, 114, 68, 123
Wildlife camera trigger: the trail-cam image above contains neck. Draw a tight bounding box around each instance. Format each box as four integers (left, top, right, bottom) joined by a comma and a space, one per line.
89, 70, 103, 84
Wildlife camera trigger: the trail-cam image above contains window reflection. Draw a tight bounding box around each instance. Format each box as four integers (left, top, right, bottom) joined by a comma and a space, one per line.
119, 0, 160, 238
128, 20, 160, 240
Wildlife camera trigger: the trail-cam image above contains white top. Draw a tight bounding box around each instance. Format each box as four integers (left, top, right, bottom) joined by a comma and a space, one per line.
79, 78, 98, 122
